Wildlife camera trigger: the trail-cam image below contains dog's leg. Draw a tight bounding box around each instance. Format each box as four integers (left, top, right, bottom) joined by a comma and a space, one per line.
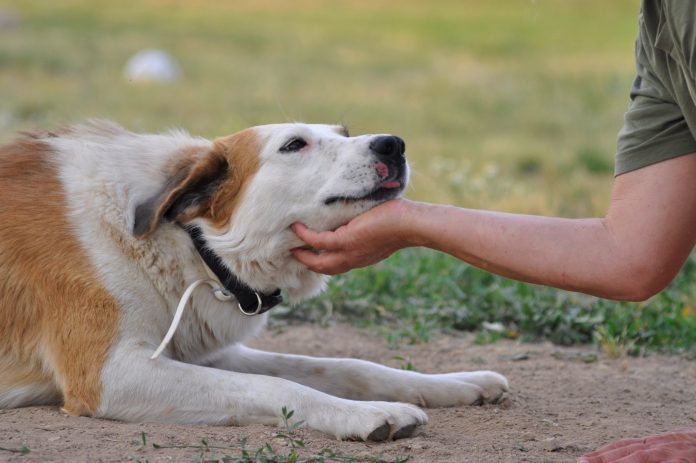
96, 343, 426, 441
201, 344, 508, 408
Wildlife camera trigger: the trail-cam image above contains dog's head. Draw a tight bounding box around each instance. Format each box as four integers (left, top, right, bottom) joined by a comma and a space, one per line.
133, 123, 408, 300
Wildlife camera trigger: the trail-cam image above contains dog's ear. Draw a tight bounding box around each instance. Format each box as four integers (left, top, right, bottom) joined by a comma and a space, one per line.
132, 149, 229, 239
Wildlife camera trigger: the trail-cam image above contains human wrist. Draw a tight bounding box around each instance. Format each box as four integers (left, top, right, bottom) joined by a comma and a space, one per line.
394, 199, 431, 248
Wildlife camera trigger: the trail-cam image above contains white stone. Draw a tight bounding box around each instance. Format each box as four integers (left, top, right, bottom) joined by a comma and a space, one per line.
123, 49, 180, 83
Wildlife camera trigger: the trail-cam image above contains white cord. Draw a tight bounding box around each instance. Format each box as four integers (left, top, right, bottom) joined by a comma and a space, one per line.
150, 278, 231, 360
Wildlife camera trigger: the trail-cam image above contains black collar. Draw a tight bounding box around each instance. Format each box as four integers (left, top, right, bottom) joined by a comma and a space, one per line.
184, 226, 283, 316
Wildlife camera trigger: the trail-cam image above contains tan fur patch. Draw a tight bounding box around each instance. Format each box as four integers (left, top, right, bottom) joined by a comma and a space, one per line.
0, 137, 119, 415
133, 129, 261, 237
133, 145, 229, 237
204, 128, 261, 228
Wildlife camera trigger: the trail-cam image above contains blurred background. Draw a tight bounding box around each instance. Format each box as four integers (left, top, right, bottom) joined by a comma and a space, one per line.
0, 0, 637, 216
3, 0, 693, 353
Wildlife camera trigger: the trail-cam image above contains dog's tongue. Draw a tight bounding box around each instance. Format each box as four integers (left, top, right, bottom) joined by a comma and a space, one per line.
381, 180, 401, 189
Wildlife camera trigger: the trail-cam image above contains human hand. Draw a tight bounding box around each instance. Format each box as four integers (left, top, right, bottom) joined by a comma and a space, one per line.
291, 199, 417, 275
578, 429, 696, 463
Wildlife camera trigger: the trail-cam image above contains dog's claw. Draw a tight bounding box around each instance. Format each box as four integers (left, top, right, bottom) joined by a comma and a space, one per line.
392, 423, 418, 440
366, 423, 391, 441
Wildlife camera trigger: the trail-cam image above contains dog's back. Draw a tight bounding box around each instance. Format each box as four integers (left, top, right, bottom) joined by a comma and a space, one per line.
0, 133, 120, 415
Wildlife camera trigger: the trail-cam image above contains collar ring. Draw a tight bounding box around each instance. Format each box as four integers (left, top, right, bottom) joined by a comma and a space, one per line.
237, 292, 263, 316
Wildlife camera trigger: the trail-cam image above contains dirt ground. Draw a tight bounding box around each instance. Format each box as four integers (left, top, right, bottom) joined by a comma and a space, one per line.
1, 323, 695, 463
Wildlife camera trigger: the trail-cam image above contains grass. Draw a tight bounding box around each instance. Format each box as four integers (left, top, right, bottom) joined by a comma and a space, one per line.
133, 408, 409, 463
1, 0, 694, 354
0, 0, 633, 216
281, 248, 696, 356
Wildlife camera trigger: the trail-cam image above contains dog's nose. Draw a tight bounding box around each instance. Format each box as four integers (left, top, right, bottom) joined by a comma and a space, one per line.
369, 136, 405, 159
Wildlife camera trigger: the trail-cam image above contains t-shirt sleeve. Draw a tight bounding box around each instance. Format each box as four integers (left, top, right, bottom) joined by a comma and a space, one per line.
615, 41, 696, 175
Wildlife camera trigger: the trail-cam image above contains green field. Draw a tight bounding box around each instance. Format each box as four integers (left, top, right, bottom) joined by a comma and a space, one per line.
2, 0, 694, 354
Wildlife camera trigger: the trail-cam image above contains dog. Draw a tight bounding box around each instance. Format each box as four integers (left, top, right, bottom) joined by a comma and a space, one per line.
0, 121, 508, 441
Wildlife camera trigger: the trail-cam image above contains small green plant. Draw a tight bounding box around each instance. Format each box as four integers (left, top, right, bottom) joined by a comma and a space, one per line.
0, 444, 31, 455
275, 406, 306, 451
576, 146, 614, 174
473, 329, 503, 345
392, 355, 416, 371
594, 325, 637, 358
137, 410, 411, 463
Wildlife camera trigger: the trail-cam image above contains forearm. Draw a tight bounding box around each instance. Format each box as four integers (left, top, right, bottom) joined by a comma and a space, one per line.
293, 155, 696, 300
403, 202, 649, 300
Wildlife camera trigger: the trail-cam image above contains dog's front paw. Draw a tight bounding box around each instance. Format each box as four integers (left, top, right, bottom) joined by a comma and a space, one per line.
307, 400, 427, 441
442, 370, 509, 405
406, 370, 509, 408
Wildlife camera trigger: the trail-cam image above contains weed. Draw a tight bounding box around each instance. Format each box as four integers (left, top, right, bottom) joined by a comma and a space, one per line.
284, 249, 696, 356
137, 408, 410, 463
392, 355, 416, 371
575, 146, 614, 174
594, 326, 637, 358
473, 330, 503, 346
0, 444, 30, 455
275, 406, 306, 450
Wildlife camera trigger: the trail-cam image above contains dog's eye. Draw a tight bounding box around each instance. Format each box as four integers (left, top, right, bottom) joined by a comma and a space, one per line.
279, 138, 308, 153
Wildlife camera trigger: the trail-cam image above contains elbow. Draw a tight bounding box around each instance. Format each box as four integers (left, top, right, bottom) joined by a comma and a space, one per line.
606, 264, 677, 302
615, 281, 664, 302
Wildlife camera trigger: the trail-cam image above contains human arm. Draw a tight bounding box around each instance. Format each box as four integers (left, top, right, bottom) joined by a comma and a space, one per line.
292, 153, 696, 301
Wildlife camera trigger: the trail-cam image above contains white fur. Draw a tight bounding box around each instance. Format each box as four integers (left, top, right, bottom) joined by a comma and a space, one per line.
42, 121, 507, 440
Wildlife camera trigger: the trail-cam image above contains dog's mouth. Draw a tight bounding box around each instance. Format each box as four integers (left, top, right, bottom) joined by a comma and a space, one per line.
324, 162, 406, 206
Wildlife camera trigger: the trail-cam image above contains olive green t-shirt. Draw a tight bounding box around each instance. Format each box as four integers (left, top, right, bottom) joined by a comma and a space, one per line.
615, 0, 696, 175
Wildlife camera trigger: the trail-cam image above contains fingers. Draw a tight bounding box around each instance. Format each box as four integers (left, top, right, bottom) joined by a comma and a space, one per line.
578, 432, 696, 463
290, 248, 347, 275
578, 442, 647, 463
290, 223, 360, 274
292, 223, 342, 251
645, 430, 696, 445
581, 438, 645, 460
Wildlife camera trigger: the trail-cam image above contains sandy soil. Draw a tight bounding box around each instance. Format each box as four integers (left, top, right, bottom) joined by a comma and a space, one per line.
1, 323, 695, 463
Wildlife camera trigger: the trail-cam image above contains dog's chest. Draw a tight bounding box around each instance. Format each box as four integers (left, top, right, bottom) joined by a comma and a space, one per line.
166, 293, 268, 361
120, 241, 268, 359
